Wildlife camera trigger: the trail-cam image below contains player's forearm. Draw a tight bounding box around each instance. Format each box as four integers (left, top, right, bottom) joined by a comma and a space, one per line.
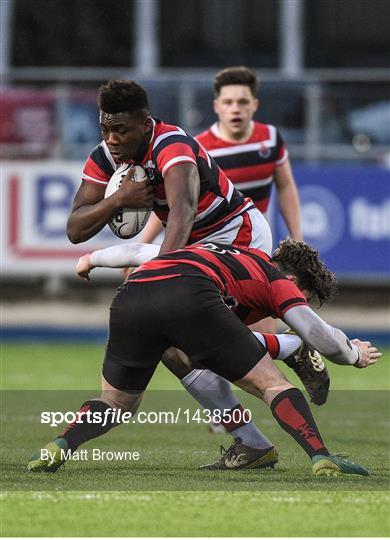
67, 197, 122, 244
90, 242, 160, 268
158, 206, 196, 255
274, 160, 302, 240
277, 185, 302, 240
284, 306, 359, 365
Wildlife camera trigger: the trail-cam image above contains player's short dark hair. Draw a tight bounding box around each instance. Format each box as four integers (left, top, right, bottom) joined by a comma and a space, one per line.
214, 66, 258, 97
98, 80, 150, 117
272, 239, 337, 307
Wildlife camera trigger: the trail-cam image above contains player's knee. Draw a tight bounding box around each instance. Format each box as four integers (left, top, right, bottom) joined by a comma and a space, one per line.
100, 390, 142, 414
238, 356, 290, 398
161, 347, 193, 379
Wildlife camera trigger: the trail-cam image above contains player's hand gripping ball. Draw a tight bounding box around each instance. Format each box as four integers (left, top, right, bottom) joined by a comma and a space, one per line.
105, 164, 152, 239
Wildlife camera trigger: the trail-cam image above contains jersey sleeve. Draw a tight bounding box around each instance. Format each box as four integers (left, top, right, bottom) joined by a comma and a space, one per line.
270, 278, 308, 319
275, 129, 288, 166
194, 129, 211, 148
81, 143, 116, 187
154, 137, 197, 178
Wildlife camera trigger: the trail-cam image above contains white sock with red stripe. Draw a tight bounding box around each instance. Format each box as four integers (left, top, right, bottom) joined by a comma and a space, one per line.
253, 332, 302, 360
181, 369, 273, 450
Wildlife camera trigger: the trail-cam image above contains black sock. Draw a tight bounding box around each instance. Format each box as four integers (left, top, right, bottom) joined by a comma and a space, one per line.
270, 388, 329, 458
59, 400, 120, 452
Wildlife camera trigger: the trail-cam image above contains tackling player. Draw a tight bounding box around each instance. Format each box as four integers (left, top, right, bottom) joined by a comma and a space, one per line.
75, 241, 329, 469
28, 240, 381, 475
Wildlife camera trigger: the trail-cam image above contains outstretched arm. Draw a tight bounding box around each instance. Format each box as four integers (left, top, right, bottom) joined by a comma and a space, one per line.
284, 305, 381, 368
76, 242, 159, 280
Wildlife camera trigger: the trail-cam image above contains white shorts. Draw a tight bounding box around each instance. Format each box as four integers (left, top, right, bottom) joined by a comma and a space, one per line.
200, 207, 273, 255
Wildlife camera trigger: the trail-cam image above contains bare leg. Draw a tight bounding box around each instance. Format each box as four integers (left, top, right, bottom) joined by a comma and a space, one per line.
100, 375, 143, 413
235, 353, 294, 404
234, 354, 329, 459
161, 347, 193, 379
58, 376, 144, 452
249, 317, 278, 334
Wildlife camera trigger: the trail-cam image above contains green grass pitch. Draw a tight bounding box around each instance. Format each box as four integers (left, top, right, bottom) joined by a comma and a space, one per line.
1, 344, 389, 537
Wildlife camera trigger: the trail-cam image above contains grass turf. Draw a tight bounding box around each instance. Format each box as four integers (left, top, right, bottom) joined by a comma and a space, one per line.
1, 344, 389, 536
2, 490, 389, 537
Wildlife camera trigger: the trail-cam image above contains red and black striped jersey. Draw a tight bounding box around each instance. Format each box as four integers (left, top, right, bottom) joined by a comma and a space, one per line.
81, 119, 254, 244
196, 121, 288, 213
128, 242, 308, 324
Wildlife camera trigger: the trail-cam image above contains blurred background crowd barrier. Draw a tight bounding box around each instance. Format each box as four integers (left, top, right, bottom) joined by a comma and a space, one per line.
1, 74, 389, 162
1, 0, 389, 288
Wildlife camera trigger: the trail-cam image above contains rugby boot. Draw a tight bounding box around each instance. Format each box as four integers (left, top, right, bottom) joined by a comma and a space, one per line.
199, 437, 278, 470
283, 332, 330, 406
27, 437, 69, 472
312, 453, 369, 477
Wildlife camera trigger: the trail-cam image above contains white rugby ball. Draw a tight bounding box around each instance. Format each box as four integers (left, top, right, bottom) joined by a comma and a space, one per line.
105, 164, 151, 239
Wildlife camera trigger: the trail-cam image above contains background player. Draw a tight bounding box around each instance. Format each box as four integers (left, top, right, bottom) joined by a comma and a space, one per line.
28, 240, 380, 475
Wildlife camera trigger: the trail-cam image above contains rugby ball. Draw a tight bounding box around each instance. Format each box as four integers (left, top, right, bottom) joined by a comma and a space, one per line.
105, 164, 151, 239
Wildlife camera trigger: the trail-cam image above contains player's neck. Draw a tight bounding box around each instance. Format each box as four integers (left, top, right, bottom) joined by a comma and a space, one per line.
134, 131, 153, 163
217, 121, 254, 144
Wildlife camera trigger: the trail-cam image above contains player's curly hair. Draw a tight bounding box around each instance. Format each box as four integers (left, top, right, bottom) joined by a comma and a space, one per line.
98, 80, 150, 116
272, 239, 337, 306
214, 66, 258, 97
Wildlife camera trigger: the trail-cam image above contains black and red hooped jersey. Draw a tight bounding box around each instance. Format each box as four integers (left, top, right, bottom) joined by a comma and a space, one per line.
128, 242, 308, 324
196, 122, 288, 213
82, 119, 255, 244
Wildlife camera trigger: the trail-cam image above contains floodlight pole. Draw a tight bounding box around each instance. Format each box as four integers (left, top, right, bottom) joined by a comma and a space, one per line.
279, 0, 304, 77
0, 0, 14, 84
134, 0, 159, 75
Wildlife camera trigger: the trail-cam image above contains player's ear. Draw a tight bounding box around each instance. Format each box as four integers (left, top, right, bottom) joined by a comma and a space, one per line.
253, 98, 259, 112
213, 98, 220, 114
144, 116, 153, 132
